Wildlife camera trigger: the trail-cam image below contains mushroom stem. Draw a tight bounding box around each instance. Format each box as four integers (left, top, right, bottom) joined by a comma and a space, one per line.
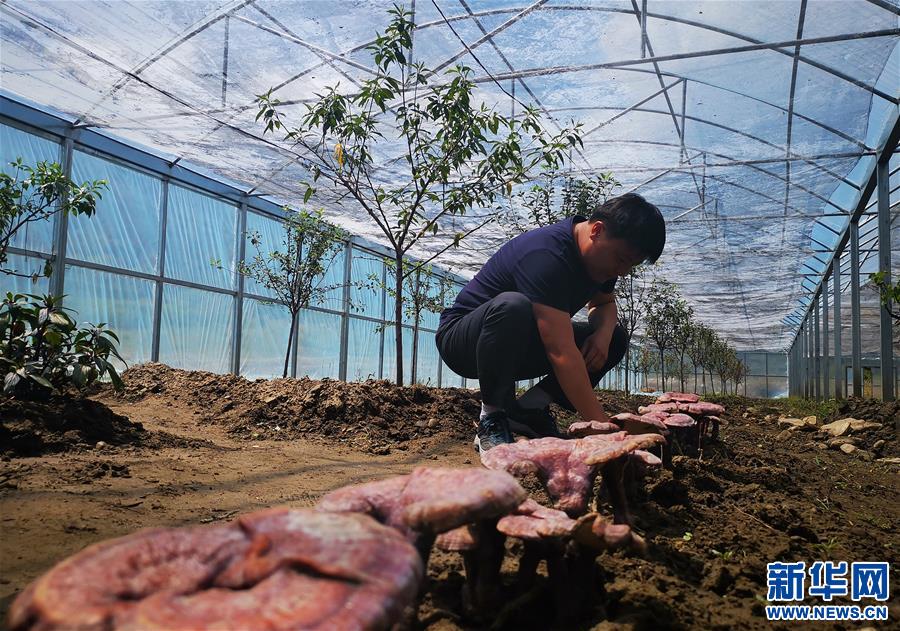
516, 541, 543, 589
545, 541, 600, 627
460, 520, 507, 620
600, 458, 633, 526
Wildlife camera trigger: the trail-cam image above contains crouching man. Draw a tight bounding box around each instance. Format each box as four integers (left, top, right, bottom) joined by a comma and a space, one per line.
436, 193, 666, 454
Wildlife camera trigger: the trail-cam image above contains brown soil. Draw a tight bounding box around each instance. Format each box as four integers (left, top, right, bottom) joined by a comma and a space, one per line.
1, 365, 898, 630
0, 395, 212, 457
118, 363, 485, 455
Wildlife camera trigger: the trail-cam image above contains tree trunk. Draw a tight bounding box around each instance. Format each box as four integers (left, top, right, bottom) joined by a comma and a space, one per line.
411, 316, 420, 385
394, 255, 404, 385
283, 310, 298, 379
659, 349, 665, 392
624, 351, 630, 396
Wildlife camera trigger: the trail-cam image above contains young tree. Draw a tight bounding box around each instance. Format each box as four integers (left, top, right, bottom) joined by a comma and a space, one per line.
255, 5, 581, 384
669, 299, 695, 392
234, 209, 347, 378
633, 343, 656, 392
686, 321, 714, 394
868, 271, 899, 321
373, 259, 456, 384
502, 170, 618, 239
643, 277, 680, 391
616, 264, 649, 395
1, 158, 107, 280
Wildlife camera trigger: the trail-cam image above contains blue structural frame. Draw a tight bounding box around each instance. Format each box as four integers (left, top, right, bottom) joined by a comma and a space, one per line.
1, 93, 469, 386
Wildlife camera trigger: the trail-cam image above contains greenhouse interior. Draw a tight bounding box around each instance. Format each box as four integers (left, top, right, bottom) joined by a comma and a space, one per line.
1, 1, 898, 629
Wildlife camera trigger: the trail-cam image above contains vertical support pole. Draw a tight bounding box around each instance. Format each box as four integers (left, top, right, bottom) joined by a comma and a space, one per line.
338, 241, 352, 381
822, 280, 830, 398
151, 176, 169, 362
876, 156, 895, 402
799, 324, 805, 398
792, 341, 798, 397
640, 0, 648, 59
51, 130, 75, 300
231, 197, 247, 375
806, 320, 816, 399
833, 258, 843, 398
813, 294, 821, 400
411, 269, 420, 385
850, 218, 862, 397
378, 257, 386, 380
788, 342, 793, 396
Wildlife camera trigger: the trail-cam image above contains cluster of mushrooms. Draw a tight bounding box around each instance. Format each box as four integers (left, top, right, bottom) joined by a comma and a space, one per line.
9, 392, 725, 631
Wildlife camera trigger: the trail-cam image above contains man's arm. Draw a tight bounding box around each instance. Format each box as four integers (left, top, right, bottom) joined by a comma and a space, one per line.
583, 291, 617, 371
533, 302, 611, 423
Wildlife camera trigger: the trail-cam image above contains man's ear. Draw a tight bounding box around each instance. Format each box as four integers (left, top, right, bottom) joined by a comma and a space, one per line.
590, 220, 606, 239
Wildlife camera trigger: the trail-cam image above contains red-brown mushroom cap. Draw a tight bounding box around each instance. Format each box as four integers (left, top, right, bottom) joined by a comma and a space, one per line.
686, 402, 726, 416
641, 411, 670, 422
637, 402, 679, 414
481, 434, 666, 516
9, 508, 423, 631
663, 413, 697, 428
567, 420, 622, 437
612, 412, 668, 435
496, 499, 578, 540
572, 514, 647, 555
435, 525, 479, 552
317, 467, 526, 537
656, 392, 701, 403
631, 449, 663, 466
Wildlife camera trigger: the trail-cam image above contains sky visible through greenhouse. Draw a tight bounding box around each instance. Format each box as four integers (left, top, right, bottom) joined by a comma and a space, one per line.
1, 0, 898, 353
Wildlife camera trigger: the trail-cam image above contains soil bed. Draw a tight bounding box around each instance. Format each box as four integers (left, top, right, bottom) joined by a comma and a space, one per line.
1, 364, 897, 629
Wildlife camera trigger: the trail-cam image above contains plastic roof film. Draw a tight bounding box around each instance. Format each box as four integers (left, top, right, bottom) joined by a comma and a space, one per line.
1, 0, 898, 352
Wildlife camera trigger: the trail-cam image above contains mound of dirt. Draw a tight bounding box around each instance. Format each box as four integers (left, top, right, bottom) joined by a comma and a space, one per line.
119, 363, 485, 454
0, 396, 148, 457
0, 394, 217, 458
826, 397, 899, 426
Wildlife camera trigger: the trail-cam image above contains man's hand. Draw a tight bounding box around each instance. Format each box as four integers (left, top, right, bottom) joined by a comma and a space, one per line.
580, 330, 611, 372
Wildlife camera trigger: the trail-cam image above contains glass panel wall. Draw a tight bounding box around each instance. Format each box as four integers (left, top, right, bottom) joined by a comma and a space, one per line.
0, 116, 464, 388
64, 265, 155, 370
159, 284, 234, 373
296, 309, 341, 379
166, 185, 237, 290
68, 150, 162, 274
1, 122, 59, 254
241, 298, 293, 379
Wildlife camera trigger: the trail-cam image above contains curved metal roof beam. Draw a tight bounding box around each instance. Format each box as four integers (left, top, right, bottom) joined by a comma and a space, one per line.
630, 166, 813, 216
863, 0, 900, 16
464, 29, 900, 103
107, 6, 875, 161
577, 130, 853, 213
578, 104, 858, 191
68, 0, 257, 127
424, 5, 898, 103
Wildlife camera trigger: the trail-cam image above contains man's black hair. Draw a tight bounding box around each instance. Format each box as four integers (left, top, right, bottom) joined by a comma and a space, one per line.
589, 193, 666, 263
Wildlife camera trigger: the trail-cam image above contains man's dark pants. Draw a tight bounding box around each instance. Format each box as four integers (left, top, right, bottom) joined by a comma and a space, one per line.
436, 292, 628, 411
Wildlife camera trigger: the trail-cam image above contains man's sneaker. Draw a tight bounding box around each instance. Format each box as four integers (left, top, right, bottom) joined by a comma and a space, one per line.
473, 410, 514, 454
507, 406, 563, 439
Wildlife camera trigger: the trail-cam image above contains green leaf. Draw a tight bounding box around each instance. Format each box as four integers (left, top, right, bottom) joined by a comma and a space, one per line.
28, 373, 55, 391
3, 371, 20, 393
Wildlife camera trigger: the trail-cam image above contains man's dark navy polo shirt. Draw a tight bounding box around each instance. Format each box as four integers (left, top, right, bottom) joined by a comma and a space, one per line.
439, 216, 616, 328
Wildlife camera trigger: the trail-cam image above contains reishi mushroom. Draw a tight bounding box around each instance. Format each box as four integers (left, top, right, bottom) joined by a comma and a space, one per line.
8, 508, 423, 631
316, 466, 526, 560
480, 434, 665, 519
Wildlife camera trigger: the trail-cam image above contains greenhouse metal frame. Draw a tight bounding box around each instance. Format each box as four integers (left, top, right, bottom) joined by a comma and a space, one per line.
1, 0, 898, 400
